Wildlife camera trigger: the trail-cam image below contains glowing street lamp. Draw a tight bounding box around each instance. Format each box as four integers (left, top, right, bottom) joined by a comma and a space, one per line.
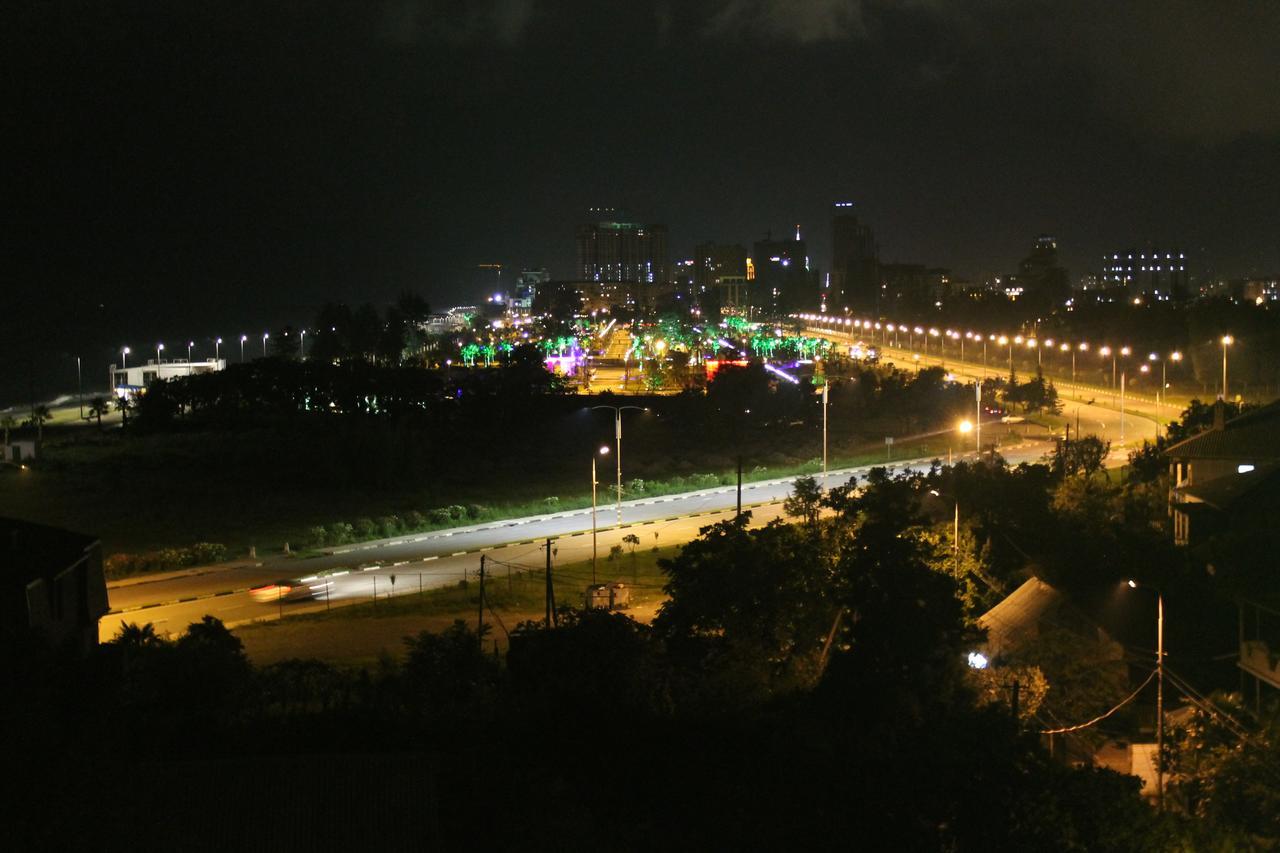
299, 329, 307, 360
591, 404, 646, 524
240, 334, 248, 362
1127, 579, 1165, 812
121, 346, 131, 370
591, 445, 610, 584
998, 335, 1011, 374
215, 337, 223, 360
156, 342, 165, 363
262, 332, 269, 357
1220, 335, 1234, 399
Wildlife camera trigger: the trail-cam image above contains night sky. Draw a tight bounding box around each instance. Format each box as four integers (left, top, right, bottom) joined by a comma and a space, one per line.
5, 0, 1280, 404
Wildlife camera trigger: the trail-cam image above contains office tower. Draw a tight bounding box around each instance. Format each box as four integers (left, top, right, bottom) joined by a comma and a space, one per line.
576, 209, 669, 285
1103, 248, 1188, 301
830, 202, 879, 311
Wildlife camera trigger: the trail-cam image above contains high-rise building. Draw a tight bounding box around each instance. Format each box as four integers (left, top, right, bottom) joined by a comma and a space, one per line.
693, 243, 747, 291
576, 209, 669, 285
830, 202, 879, 311
1103, 248, 1188, 301
752, 227, 817, 316
1016, 234, 1070, 308
512, 268, 549, 315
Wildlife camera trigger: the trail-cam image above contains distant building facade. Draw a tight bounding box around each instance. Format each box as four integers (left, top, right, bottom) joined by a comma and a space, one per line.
110, 359, 225, 396
829, 202, 879, 311
878, 264, 951, 313
1103, 248, 1188, 301
752, 229, 817, 316
1016, 234, 1070, 308
512, 268, 549, 315
576, 210, 669, 285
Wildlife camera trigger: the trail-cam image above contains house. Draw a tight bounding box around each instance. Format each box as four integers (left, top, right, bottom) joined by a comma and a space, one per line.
978, 576, 1121, 659
1, 517, 109, 652
1166, 400, 1280, 546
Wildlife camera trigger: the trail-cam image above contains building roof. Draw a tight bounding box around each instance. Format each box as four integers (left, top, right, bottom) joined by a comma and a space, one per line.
1179, 462, 1280, 512
1165, 401, 1280, 461
0, 516, 100, 591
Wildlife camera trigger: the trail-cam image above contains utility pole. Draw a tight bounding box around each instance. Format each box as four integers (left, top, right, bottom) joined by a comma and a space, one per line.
544, 538, 557, 628
478, 555, 486, 652
821, 381, 829, 492
1157, 591, 1165, 813
974, 380, 982, 457
736, 454, 743, 518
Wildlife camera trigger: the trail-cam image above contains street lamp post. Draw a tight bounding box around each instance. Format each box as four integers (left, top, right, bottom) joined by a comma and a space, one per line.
1128, 580, 1165, 812
240, 334, 247, 362
215, 337, 222, 361
591, 404, 645, 524
1220, 335, 1234, 399
156, 342, 164, 364
299, 329, 306, 360
821, 382, 829, 491
122, 346, 130, 370
76, 356, 83, 419
262, 332, 269, 357
591, 445, 609, 584
187, 341, 194, 373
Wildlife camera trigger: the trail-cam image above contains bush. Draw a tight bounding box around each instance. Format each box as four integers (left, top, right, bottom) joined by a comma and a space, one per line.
307, 526, 327, 548
377, 515, 402, 537
429, 508, 453, 525
327, 522, 354, 544
404, 510, 427, 530
465, 504, 486, 519
447, 505, 467, 521
626, 478, 646, 495
189, 542, 228, 564
353, 518, 377, 539
543, 496, 560, 510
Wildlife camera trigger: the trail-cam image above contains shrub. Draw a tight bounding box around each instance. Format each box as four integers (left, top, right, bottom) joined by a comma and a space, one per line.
543, 496, 560, 510
404, 510, 427, 530
465, 504, 486, 519
429, 508, 453, 525
625, 478, 646, 495
377, 515, 402, 537
158, 548, 186, 569
307, 526, 327, 548
353, 518, 376, 539
189, 542, 228, 564
608, 544, 623, 562
446, 505, 467, 521
327, 522, 354, 544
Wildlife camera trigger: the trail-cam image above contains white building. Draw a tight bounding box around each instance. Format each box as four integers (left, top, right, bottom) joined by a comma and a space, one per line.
110, 359, 226, 397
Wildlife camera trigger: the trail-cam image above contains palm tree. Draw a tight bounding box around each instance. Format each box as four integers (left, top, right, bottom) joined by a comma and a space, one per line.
0, 414, 15, 448
113, 394, 132, 427
29, 404, 51, 445
113, 621, 162, 648
87, 396, 110, 429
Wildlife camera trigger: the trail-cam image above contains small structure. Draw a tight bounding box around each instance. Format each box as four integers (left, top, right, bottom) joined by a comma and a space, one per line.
584, 582, 631, 611
3, 439, 36, 463
979, 576, 1119, 659
110, 358, 226, 398
1, 517, 109, 652
584, 584, 611, 610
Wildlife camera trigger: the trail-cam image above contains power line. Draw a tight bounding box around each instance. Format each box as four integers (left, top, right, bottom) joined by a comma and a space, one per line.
1039, 668, 1156, 735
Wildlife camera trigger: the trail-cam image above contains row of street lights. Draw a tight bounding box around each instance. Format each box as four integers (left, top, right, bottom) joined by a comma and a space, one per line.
120, 330, 321, 368
796, 314, 1237, 399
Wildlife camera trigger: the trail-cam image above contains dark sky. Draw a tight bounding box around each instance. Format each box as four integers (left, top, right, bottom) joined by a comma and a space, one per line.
4, 0, 1280, 404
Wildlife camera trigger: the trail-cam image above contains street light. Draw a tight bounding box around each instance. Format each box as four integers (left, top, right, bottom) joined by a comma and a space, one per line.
121, 346, 131, 370
156, 342, 165, 363
998, 335, 1011, 374
262, 332, 269, 357
215, 337, 223, 360
591, 445, 610, 584
1220, 335, 1234, 399
299, 329, 306, 360
591, 404, 645, 524
1127, 579, 1165, 813
240, 334, 248, 362
956, 419, 973, 466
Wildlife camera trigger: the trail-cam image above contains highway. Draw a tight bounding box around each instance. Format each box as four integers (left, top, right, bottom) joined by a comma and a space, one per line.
100, 346, 1159, 641
101, 441, 1054, 640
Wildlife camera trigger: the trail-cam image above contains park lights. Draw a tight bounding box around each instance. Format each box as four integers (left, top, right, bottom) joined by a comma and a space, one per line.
1120, 346, 1131, 357
1026, 338, 1037, 348
1099, 345, 1111, 356
1014, 335, 1024, 344
997, 335, 1008, 345
1148, 352, 1158, 362
1059, 342, 1070, 352
1170, 350, 1182, 362
958, 419, 973, 434
1078, 342, 1089, 351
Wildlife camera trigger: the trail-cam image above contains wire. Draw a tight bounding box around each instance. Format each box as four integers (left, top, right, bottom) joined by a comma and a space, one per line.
1039, 668, 1156, 735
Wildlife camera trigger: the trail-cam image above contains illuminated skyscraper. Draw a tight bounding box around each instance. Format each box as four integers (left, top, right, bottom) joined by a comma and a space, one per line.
830, 202, 879, 311
576, 209, 669, 284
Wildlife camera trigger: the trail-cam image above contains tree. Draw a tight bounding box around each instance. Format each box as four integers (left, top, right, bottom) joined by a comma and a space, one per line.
29, 404, 51, 444
623, 533, 641, 582
783, 475, 823, 528
112, 394, 132, 427
87, 396, 110, 429
1052, 435, 1110, 478
0, 413, 15, 446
